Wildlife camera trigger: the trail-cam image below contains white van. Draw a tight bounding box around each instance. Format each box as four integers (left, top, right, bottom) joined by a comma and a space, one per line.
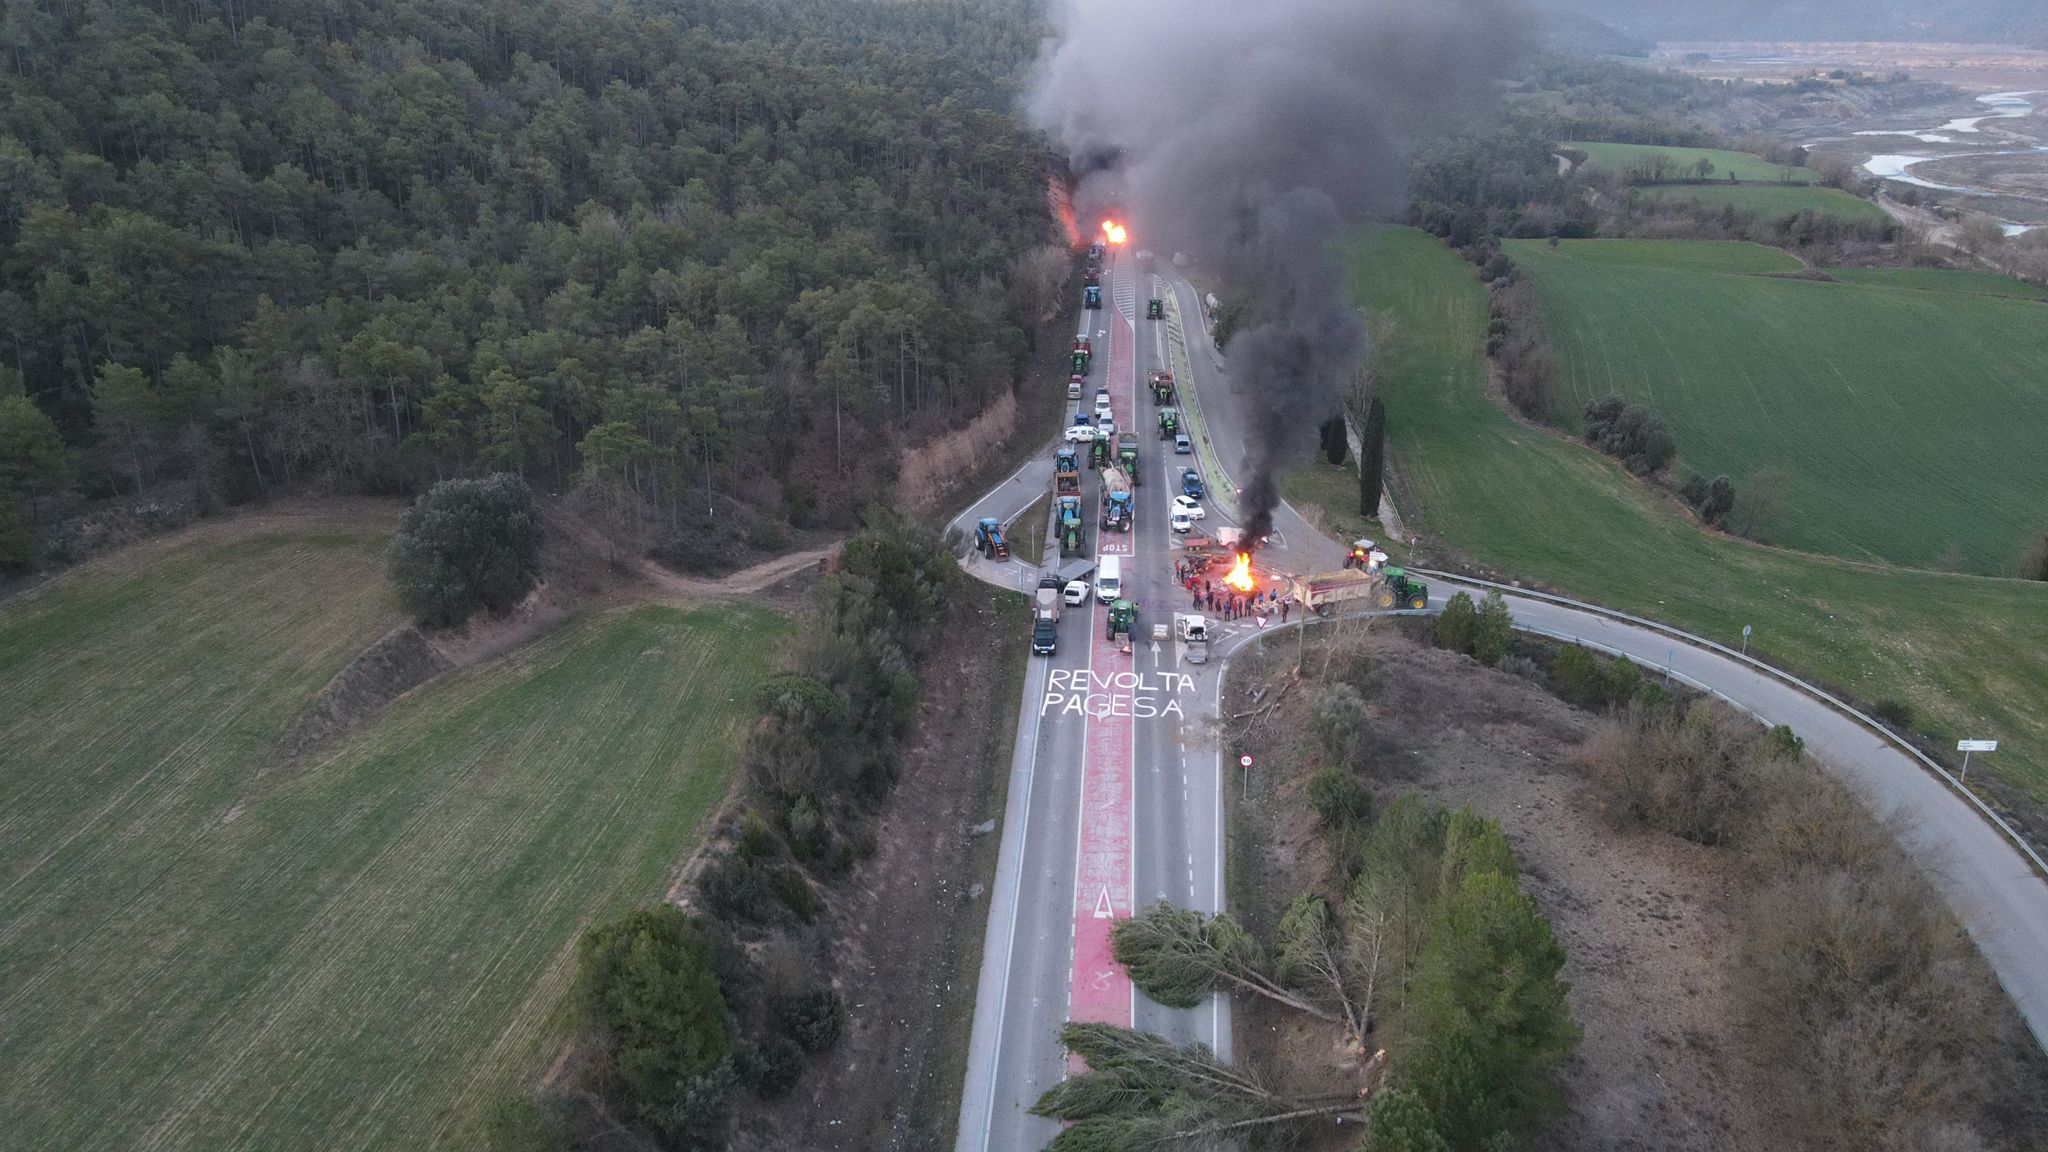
1095, 556, 1122, 603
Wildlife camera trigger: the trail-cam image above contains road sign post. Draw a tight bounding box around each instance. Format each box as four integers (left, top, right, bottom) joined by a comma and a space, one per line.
1240, 753, 1253, 800
1957, 739, 1997, 783
1741, 624, 1752, 656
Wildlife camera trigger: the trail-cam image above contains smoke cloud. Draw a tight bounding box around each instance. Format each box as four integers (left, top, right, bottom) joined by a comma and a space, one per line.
1028, 0, 1528, 542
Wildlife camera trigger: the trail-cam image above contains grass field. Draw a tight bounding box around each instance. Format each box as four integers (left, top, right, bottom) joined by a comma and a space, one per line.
1347, 227, 2048, 812
1505, 238, 2048, 574
1636, 182, 1891, 225
0, 510, 785, 1150
1824, 266, 2048, 301
1572, 141, 1819, 183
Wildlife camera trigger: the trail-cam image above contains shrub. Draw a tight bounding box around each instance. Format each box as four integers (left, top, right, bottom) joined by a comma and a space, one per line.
1471, 591, 1515, 667
1603, 655, 1643, 705
1869, 698, 1915, 730
1581, 395, 1675, 476
1310, 683, 1372, 767
1580, 701, 1766, 846
1434, 591, 1478, 654
1765, 724, 1805, 759
655, 1066, 736, 1150
574, 908, 730, 1131
1307, 765, 1374, 832
1549, 643, 1606, 708
733, 1036, 804, 1099
1498, 654, 1545, 684
779, 986, 845, 1051
387, 473, 543, 627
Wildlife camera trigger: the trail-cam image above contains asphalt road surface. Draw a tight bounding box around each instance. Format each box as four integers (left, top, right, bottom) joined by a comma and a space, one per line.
953, 261, 2048, 1152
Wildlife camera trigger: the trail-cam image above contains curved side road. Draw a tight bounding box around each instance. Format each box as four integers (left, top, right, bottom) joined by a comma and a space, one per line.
1162, 271, 2048, 1051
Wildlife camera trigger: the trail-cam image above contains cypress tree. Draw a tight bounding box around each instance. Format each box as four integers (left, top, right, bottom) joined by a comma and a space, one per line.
1359, 395, 1386, 518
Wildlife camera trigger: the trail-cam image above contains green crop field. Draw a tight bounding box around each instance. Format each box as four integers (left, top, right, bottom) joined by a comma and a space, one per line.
1572, 141, 1819, 183
1637, 182, 1891, 225
0, 510, 785, 1151
1505, 238, 2048, 574
1346, 227, 2048, 811
1824, 266, 2048, 301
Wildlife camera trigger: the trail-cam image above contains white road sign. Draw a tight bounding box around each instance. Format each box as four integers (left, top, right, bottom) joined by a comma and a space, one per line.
1957, 740, 1999, 752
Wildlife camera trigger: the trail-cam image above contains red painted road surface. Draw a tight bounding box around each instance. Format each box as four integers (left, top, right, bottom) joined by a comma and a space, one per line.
1068, 293, 1139, 1064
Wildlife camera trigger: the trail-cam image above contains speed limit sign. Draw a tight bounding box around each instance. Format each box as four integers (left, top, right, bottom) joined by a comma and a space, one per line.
1239, 755, 1253, 768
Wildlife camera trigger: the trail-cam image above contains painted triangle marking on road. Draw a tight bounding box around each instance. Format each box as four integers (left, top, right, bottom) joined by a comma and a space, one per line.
1093, 887, 1114, 919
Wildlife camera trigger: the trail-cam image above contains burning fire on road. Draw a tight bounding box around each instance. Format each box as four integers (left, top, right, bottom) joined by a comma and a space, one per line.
1224, 551, 1255, 593
1100, 219, 1128, 245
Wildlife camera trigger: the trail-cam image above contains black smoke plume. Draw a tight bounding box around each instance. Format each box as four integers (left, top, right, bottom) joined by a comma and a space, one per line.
1027, 0, 1528, 542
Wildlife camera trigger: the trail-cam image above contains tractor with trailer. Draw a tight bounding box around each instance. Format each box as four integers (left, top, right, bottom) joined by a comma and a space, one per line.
1157, 407, 1179, 439
1072, 337, 1092, 373
1055, 446, 1081, 495
1084, 269, 1101, 288
1147, 297, 1163, 319
1376, 567, 1430, 611
1056, 495, 1085, 556
1107, 599, 1138, 649
973, 517, 1010, 561
1286, 569, 1378, 616
1100, 467, 1134, 533
1149, 370, 1175, 404
1117, 433, 1140, 482
1084, 285, 1102, 310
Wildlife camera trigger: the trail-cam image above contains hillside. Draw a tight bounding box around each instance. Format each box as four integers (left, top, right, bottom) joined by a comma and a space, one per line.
1507, 238, 2048, 574
1533, 0, 2048, 44
0, 0, 1056, 572
0, 508, 785, 1149
1348, 227, 2048, 816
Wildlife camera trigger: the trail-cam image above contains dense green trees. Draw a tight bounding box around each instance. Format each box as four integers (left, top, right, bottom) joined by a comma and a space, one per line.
0, 0, 1056, 564
387, 473, 543, 627
574, 907, 734, 1146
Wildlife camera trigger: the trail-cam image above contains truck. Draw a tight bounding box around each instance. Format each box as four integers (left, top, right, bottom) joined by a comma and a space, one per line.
1084, 285, 1102, 310
1100, 467, 1133, 532
1157, 407, 1180, 439
1175, 613, 1210, 663
973, 517, 1009, 560
1055, 446, 1081, 495
1116, 433, 1140, 482
1056, 495, 1085, 556
1149, 370, 1175, 404
1106, 598, 1138, 648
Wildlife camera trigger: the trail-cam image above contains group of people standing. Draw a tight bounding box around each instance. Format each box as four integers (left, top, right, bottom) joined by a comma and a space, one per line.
1178, 572, 1290, 624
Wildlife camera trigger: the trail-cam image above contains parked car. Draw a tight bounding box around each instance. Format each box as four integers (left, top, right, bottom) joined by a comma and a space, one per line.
1169, 510, 1195, 534
1171, 496, 1206, 520
1032, 615, 1058, 655
1181, 468, 1204, 499
1174, 433, 1192, 454
1063, 579, 1090, 606
1064, 424, 1101, 443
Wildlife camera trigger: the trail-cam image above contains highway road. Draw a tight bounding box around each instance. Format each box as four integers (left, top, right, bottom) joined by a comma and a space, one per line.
954, 256, 2048, 1152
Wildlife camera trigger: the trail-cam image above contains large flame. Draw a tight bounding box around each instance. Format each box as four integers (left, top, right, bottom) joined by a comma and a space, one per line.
1224, 551, 1255, 593
1100, 219, 1128, 245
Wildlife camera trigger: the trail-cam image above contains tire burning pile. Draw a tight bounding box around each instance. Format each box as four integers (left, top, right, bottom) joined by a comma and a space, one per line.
1026, 0, 1526, 541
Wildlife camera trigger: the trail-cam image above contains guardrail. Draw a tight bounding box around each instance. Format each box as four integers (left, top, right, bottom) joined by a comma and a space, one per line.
1410, 567, 2048, 880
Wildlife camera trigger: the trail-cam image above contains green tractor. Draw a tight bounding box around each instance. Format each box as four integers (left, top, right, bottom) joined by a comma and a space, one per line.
1106, 598, 1138, 645
1157, 407, 1180, 439
1146, 297, 1163, 319
1148, 371, 1175, 404
1089, 437, 1111, 469
1375, 567, 1430, 611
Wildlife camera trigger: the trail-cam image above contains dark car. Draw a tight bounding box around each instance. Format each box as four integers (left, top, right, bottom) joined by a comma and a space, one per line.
1031, 615, 1058, 656
1181, 468, 1204, 499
